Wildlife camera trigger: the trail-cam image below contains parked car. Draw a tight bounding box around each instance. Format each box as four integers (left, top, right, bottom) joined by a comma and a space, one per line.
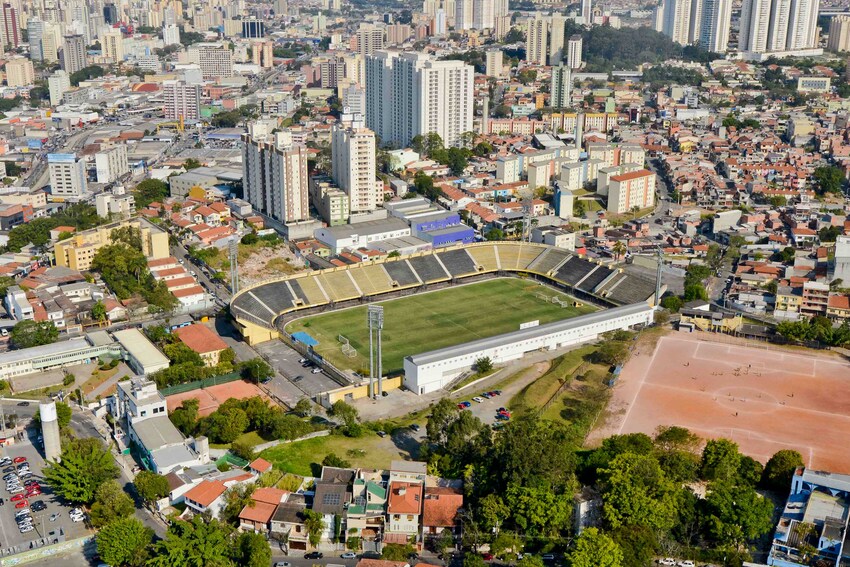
341, 552, 357, 559
14, 500, 28, 509
274, 562, 291, 567
12, 457, 26, 464
410, 424, 421, 432
311, 367, 323, 374
376, 431, 387, 438
677, 562, 695, 567
10, 494, 25, 502
472, 397, 485, 403
541, 554, 556, 561
304, 552, 323, 559
657, 559, 676, 566
481, 553, 494, 561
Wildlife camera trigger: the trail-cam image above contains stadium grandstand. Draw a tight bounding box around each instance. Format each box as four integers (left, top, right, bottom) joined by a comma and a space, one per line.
230, 242, 662, 345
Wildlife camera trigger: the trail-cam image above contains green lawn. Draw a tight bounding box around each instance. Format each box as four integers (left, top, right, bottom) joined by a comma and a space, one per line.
510, 346, 595, 416
209, 430, 267, 450
259, 433, 412, 476
285, 278, 597, 375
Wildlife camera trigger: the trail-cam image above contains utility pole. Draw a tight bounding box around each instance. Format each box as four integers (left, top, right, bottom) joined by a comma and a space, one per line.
655, 246, 663, 307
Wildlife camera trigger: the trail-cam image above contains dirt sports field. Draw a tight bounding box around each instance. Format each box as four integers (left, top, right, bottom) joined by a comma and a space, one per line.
602, 332, 850, 473
166, 380, 268, 417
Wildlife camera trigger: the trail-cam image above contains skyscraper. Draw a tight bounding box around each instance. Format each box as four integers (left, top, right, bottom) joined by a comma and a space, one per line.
102, 30, 124, 63
163, 23, 180, 45
567, 34, 583, 69
828, 15, 850, 52
28, 18, 46, 61
581, 0, 592, 24
332, 117, 381, 214
61, 34, 86, 74
188, 43, 234, 78
242, 135, 310, 223
455, 0, 472, 29
526, 13, 548, 65
48, 70, 71, 106
472, 0, 494, 29
356, 23, 385, 56
365, 51, 473, 148
739, 0, 818, 53
48, 153, 88, 197
549, 13, 566, 65
0, 3, 20, 49
4, 58, 33, 87
486, 49, 504, 78
550, 64, 572, 109
698, 0, 732, 51
163, 80, 201, 120
661, 0, 697, 45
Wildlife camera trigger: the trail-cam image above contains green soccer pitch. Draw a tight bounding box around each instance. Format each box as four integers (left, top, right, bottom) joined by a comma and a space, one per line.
284, 277, 598, 375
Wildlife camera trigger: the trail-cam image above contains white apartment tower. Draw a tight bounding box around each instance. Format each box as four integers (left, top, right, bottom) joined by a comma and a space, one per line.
526, 13, 548, 65
455, 0, 473, 29
48, 70, 71, 106
61, 34, 86, 74
188, 43, 234, 79
365, 51, 473, 148
698, 0, 732, 51
567, 34, 583, 69
95, 145, 130, 184
102, 30, 124, 62
549, 13, 566, 64
242, 135, 310, 223
661, 0, 697, 44
356, 23, 385, 56
828, 15, 850, 52
163, 23, 180, 45
48, 154, 88, 197
581, 0, 592, 23
486, 49, 504, 78
162, 80, 201, 121
739, 0, 819, 53
332, 118, 381, 213
550, 64, 572, 108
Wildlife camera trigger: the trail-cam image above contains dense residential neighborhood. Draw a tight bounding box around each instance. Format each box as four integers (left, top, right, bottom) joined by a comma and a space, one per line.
1, 0, 850, 565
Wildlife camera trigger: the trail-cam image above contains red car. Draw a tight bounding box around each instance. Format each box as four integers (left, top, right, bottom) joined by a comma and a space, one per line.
457, 403, 466, 410
10, 494, 25, 502
482, 554, 494, 561
25, 489, 40, 497
14, 500, 28, 509
12, 457, 25, 464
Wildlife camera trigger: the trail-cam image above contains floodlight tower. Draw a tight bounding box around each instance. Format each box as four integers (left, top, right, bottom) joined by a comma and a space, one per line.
229, 238, 239, 294
367, 305, 384, 398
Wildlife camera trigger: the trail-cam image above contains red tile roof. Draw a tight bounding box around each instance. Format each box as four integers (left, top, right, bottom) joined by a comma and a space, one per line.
174, 324, 228, 354
250, 458, 273, 473
184, 480, 226, 507
422, 487, 462, 527
239, 501, 278, 524
387, 481, 422, 515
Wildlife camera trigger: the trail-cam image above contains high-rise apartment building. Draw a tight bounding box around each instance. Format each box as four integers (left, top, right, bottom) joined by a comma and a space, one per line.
188, 43, 233, 78
61, 34, 87, 74
163, 23, 180, 45
581, 0, 592, 23
242, 135, 310, 224
102, 30, 124, 63
0, 3, 20, 49
387, 23, 412, 45
48, 70, 71, 106
829, 15, 850, 52
698, 0, 732, 51
550, 64, 572, 108
526, 13, 548, 65
48, 154, 88, 198
163, 80, 201, 120
607, 169, 656, 214
5, 58, 33, 87
365, 51, 473, 148
356, 23, 385, 56
455, 0, 472, 29
332, 118, 381, 214
549, 13, 566, 64
567, 34, 583, 68
342, 84, 366, 116
661, 0, 698, 44
251, 40, 274, 68
28, 18, 46, 61
739, 0, 818, 54
95, 145, 130, 184
485, 49, 504, 78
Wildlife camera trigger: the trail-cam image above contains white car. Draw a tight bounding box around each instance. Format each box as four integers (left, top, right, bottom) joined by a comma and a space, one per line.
658, 560, 676, 566
19, 525, 33, 533
71, 515, 85, 523
677, 562, 695, 567
473, 396, 485, 403
8, 487, 23, 494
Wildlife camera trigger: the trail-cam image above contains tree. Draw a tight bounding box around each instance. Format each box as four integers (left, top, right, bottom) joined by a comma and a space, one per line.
700, 438, 741, 483
302, 509, 325, 548
165, 343, 204, 366
232, 531, 271, 567
240, 358, 273, 383
134, 470, 170, 505
10, 320, 59, 349
147, 516, 234, 567
474, 357, 493, 374
329, 400, 360, 435
230, 440, 255, 463
381, 543, 415, 561
516, 555, 544, 567
703, 482, 774, 547
599, 453, 677, 531
660, 295, 683, 312
134, 178, 169, 208
33, 401, 72, 428
201, 407, 249, 444
91, 300, 107, 322
293, 398, 313, 418
761, 450, 804, 494
170, 398, 200, 436
184, 158, 202, 170
610, 524, 658, 567
683, 283, 708, 302
221, 483, 255, 526
322, 452, 351, 468
812, 165, 845, 195
43, 437, 119, 504
612, 241, 627, 261
569, 528, 623, 567
90, 480, 136, 527
96, 517, 153, 567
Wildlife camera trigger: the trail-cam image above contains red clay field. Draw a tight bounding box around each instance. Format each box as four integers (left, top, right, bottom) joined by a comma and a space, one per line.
166, 379, 268, 417
604, 333, 850, 473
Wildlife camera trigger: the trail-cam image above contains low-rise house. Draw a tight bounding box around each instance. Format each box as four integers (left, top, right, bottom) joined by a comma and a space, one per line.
386, 481, 423, 543
239, 487, 288, 533
173, 324, 229, 366
183, 480, 228, 517
421, 486, 462, 541
270, 493, 309, 550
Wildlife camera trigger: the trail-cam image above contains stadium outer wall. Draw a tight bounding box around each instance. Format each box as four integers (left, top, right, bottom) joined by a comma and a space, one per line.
229, 241, 662, 346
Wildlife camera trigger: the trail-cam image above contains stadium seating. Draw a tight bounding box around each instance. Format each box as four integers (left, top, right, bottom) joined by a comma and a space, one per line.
231, 242, 661, 330
466, 246, 500, 271
439, 249, 478, 277
350, 264, 393, 296
576, 265, 614, 293
318, 271, 360, 302
527, 248, 571, 275
292, 276, 328, 305
384, 260, 421, 287
408, 255, 450, 283
554, 257, 597, 286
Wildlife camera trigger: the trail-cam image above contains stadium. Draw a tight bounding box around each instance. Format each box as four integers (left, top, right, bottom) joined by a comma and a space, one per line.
230, 242, 660, 391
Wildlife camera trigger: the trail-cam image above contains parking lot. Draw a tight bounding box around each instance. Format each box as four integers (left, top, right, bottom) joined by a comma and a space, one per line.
0, 429, 89, 557
255, 340, 343, 398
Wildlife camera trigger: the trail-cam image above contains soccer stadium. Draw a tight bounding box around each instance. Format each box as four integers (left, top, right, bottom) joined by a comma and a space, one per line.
230, 242, 661, 366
